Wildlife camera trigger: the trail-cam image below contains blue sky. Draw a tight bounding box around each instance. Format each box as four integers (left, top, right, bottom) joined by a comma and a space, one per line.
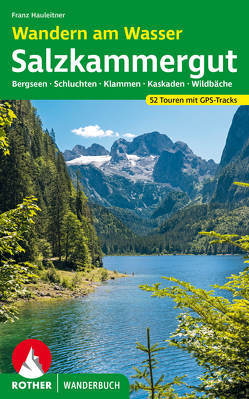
32, 101, 238, 163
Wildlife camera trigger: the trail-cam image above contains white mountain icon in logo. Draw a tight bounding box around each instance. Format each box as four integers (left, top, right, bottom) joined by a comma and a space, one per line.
19, 347, 44, 378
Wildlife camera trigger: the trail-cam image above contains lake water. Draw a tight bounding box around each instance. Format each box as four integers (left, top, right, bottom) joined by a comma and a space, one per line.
0, 255, 244, 396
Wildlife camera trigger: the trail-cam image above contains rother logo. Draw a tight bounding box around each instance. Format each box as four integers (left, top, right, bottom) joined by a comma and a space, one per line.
12, 339, 51, 379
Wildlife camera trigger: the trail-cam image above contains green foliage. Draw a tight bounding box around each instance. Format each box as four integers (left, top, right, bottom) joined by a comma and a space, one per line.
156, 203, 249, 255
92, 180, 249, 256
131, 328, 192, 399
151, 191, 189, 219
91, 203, 137, 254
37, 239, 53, 260
92, 199, 249, 255
71, 272, 82, 287
140, 182, 249, 398
0, 100, 104, 324
0, 101, 16, 155
0, 100, 102, 270
109, 206, 158, 236
61, 276, 72, 289
234, 182, 249, 188
42, 267, 61, 285
0, 197, 40, 322
0, 103, 40, 322
40, 267, 73, 289
100, 269, 108, 281
142, 272, 249, 397
62, 211, 92, 270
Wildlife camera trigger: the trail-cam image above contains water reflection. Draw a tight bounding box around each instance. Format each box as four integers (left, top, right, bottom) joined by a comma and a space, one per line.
0, 255, 243, 396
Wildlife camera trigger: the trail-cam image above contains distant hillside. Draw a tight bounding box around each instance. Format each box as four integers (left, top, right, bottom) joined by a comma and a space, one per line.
90, 203, 136, 254
68, 164, 172, 217
151, 191, 190, 219
106, 206, 158, 235
157, 204, 249, 254
90, 202, 249, 255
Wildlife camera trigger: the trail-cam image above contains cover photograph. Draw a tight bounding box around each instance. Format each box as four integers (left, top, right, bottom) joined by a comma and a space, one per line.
0, 1, 249, 398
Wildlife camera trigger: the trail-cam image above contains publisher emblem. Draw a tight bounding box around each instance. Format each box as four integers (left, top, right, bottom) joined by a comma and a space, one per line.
12, 339, 51, 379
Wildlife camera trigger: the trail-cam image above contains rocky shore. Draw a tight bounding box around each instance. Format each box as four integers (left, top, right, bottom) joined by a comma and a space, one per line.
17, 268, 126, 304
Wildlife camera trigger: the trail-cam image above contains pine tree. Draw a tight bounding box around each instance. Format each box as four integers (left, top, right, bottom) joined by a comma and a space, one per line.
0, 100, 102, 270
50, 128, 56, 143
62, 211, 92, 270
131, 328, 187, 399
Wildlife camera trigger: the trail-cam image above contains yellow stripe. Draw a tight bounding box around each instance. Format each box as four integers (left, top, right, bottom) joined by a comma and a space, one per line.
146, 95, 249, 105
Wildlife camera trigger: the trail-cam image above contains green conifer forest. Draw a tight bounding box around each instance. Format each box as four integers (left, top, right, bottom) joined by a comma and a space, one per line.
0, 101, 103, 320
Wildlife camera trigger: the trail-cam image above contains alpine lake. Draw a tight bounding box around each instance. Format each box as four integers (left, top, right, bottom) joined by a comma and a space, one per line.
0, 255, 244, 397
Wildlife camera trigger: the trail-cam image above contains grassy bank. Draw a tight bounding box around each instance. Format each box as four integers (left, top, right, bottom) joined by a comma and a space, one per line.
17, 266, 126, 304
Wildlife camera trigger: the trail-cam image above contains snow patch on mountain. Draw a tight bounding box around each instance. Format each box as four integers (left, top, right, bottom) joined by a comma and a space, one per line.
67, 155, 111, 166
65, 132, 218, 208
101, 154, 158, 182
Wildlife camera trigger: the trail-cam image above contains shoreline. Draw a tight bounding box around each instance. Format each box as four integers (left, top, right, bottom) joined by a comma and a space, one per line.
103, 253, 242, 257
7, 253, 242, 309
15, 268, 126, 306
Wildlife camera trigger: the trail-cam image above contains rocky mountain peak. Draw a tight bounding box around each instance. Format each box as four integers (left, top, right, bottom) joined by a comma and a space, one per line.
86, 143, 109, 156
219, 106, 249, 168
110, 138, 129, 163
73, 144, 86, 154
127, 131, 173, 156
173, 141, 194, 156
212, 106, 249, 206
64, 143, 109, 161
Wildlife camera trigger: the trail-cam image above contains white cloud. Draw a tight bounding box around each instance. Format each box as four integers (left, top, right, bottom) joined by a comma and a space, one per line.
123, 133, 136, 140
72, 125, 119, 138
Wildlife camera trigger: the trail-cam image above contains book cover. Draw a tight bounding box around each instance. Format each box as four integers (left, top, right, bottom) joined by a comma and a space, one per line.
0, 1, 249, 398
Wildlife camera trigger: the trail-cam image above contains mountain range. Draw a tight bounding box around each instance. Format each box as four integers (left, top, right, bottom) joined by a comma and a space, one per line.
63, 106, 249, 255
65, 131, 217, 219
64, 143, 109, 161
